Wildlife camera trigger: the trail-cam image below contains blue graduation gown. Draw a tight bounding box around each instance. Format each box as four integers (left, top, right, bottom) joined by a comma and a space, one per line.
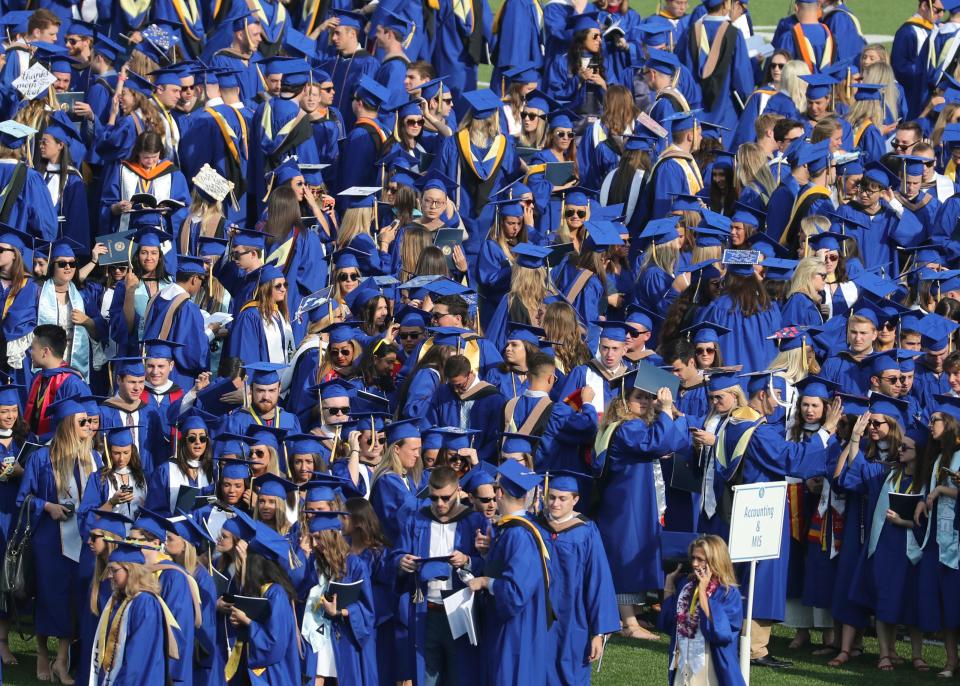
551, 261, 605, 350
98, 401, 167, 475
17, 447, 102, 637
537, 515, 619, 686
634, 265, 679, 318
100, 161, 191, 232
45, 170, 92, 249
427, 383, 507, 464
222, 305, 291, 368
476, 239, 513, 331
141, 290, 210, 390
661, 582, 746, 686
477, 511, 554, 686
431, 0, 491, 95
577, 120, 635, 194
630, 153, 703, 242
370, 472, 427, 545
912, 363, 951, 416
323, 51, 380, 132
78, 574, 112, 685
491, 0, 544, 80
698, 294, 781, 374
556, 363, 629, 415
595, 413, 685, 594
264, 229, 326, 343
822, 4, 866, 63
0, 161, 58, 240
230, 583, 301, 686
375, 56, 411, 105
892, 18, 934, 118
834, 202, 900, 273
193, 565, 219, 686
156, 560, 198, 686
763, 176, 800, 243
210, 51, 264, 107
506, 394, 598, 472
1, 278, 38, 400
144, 460, 208, 515
779, 292, 823, 327
678, 17, 754, 132
819, 352, 871, 395
400, 368, 442, 421
93, 592, 172, 685
773, 22, 834, 72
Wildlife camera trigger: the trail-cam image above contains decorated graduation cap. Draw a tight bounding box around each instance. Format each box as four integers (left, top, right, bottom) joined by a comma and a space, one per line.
254, 473, 299, 499
460, 88, 502, 120
645, 48, 681, 76
793, 375, 839, 400
800, 73, 838, 100
682, 321, 730, 345
243, 361, 287, 385
868, 393, 908, 427
496, 458, 543, 497
721, 249, 762, 277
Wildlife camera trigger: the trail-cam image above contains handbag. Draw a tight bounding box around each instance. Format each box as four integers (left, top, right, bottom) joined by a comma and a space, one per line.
0, 494, 35, 600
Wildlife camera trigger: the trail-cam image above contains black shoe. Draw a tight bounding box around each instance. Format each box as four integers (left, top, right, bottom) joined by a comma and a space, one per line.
751, 655, 792, 669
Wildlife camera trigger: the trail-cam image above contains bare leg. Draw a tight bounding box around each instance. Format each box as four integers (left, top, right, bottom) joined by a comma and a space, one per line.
51, 638, 74, 685
36, 635, 51, 681
0, 618, 17, 665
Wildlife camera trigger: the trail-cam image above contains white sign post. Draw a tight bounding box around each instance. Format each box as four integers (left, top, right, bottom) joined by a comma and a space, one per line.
728, 481, 788, 686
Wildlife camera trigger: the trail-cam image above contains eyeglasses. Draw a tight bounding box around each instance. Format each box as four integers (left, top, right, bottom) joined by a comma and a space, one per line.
230, 250, 252, 260
338, 272, 360, 282
708, 394, 727, 402
109, 264, 129, 271
185, 434, 208, 444
867, 419, 888, 428
404, 118, 425, 126
66, 37, 81, 45
824, 253, 839, 262
856, 183, 882, 195
55, 260, 76, 269
422, 199, 445, 207
565, 209, 587, 219
399, 332, 421, 340
696, 346, 716, 355
323, 406, 349, 415
555, 130, 574, 139
474, 496, 496, 504
273, 281, 288, 291
521, 111, 546, 121
934, 4, 946, 13
428, 493, 455, 502
330, 347, 353, 358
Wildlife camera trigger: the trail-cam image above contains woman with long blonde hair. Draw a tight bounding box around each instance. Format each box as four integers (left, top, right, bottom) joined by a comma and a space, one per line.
315, 325, 364, 386
782, 256, 828, 327
635, 227, 684, 315
663, 535, 744, 685
555, 189, 590, 249
484, 244, 555, 348
370, 420, 426, 543
477, 203, 528, 330
517, 92, 549, 150
735, 142, 778, 208
862, 62, 901, 126
594, 381, 683, 639
846, 85, 888, 163
180, 186, 226, 255
18, 397, 99, 682
76, 511, 123, 685
223, 264, 294, 366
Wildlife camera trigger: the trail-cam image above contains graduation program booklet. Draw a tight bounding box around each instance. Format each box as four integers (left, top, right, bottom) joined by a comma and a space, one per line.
97, 230, 136, 266
888, 493, 923, 521
327, 579, 363, 611
231, 595, 271, 623
443, 587, 478, 646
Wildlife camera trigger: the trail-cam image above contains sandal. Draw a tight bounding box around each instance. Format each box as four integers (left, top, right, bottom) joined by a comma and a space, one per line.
620, 625, 661, 641
938, 664, 957, 679
877, 656, 895, 672
828, 650, 851, 667
915, 658, 932, 672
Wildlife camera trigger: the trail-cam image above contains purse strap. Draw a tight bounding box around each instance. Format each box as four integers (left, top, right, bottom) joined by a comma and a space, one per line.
10, 495, 32, 547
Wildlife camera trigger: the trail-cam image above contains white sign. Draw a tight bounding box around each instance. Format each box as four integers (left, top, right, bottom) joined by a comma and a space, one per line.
192, 163, 235, 203
727, 481, 787, 563
12, 63, 56, 100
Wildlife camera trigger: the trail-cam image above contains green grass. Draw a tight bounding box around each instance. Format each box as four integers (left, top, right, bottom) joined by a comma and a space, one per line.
0, 623, 952, 685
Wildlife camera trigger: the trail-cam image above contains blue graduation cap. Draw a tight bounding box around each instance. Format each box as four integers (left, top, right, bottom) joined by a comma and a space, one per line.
430, 426, 480, 451
506, 322, 545, 345
917, 312, 959, 350
149, 66, 184, 86
762, 257, 799, 281
503, 62, 539, 85
176, 255, 207, 275
496, 458, 543, 497
0, 383, 22, 407
110, 356, 146, 377
663, 109, 702, 133
807, 230, 849, 253
384, 418, 421, 444
228, 8, 258, 31
747, 233, 789, 259
121, 71, 155, 97
0, 225, 32, 253
645, 48, 680, 76
197, 235, 228, 257
706, 370, 741, 392
509, 242, 550, 269
307, 511, 346, 533
49, 237, 83, 260
418, 77, 448, 101
89, 510, 134, 539
545, 469, 590, 494
101, 426, 137, 448
862, 162, 897, 188
0, 120, 34, 149
416, 169, 457, 196
460, 463, 497, 492
548, 108, 577, 130
337, 185, 381, 209
727, 203, 763, 228
460, 89, 502, 120
0, 11, 31, 34
862, 349, 900, 376
133, 508, 171, 541
896, 154, 928, 178
638, 216, 682, 245
108, 541, 147, 564
395, 304, 430, 328
254, 473, 299, 499
868, 393, 908, 427
243, 361, 287, 385
739, 370, 786, 396
682, 321, 730, 345
354, 75, 389, 110
934, 394, 960, 422
380, 7, 412, 36
794, 375, 839, 400
636, 16, 674, 46
853, 83, 885, 102
244, 424, 286, 452
800, 73, 838, 100
270, 158, 302, 187
626, 304, 662, 331
133, 225, 173, 248
624, 133, 658, 152
592, 320, 632, 343
321, 321, 362, 345
582, 220, 625, 251
331, 8, 364, 29
214, 454, 255, 479
566, 9, 601, 33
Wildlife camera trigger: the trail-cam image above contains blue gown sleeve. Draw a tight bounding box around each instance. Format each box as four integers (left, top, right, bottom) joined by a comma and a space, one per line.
26, 172, 59, 242
401, 369, 440, 420
488, 527, 545, 620
700, 585, 743, 647
476, 240, 513, 295
245, 584, 296, 669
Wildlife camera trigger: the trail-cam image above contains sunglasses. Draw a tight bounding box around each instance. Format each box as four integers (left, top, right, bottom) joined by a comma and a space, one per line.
338, 272, 361, 282
273, 282, 288, 291
323, 406, 349, 415
230, 250, 252, 260
521, 111, 546, 121
770, 62, 787, 69
251, 448, 268, 458
431, 311, 450, 321
428, 493, 455, 502
565, 209, 587, 219
330, 347, 353, 358
878, 375, 903, 385
626, 329, 646, 338
555, 130, 574, 139
442, 97, 453, 104
55, 260, 77, 269
78, 418, 90, 426
186, 434, 208, 444
319, 86, 335, 92
816, 272, 828, 279
891, 141, 915, 151
824, 253, 839, 262
881, 321, 898, 331
474, 496, 496, 504
0, 247, 16, 254
867, 419, 888, 428
399, 332, 421, 340
696, 346, 716, 355
404, 118, 425, 126
89, 532, 105, 541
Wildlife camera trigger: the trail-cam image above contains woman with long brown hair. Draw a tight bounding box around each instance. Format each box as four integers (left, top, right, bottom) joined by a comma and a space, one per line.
477, 203, 529, 330
100, 71, 166, 164
260, 184, 327, 341
17, 397, 99, 682
735, 142, 778, 209
699, 262, 782, 373
578, 84, 640, 189
540, 300, 591, 383
0, 229, 38, 383
600, 135, 652, 221
527, 111, 581, 238
223, 264, 294, 366
78, 426, 147, 523
501, 67, 539, 137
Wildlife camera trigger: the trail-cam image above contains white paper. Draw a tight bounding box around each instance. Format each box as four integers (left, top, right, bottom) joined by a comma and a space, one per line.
202, 310, 233, 327
205, 507, 230, 542
193, 163, 235, 203
746, 34, 775, 59
443, 587, 478, 646
13, 63, 56, 100
339, 186, 382, 197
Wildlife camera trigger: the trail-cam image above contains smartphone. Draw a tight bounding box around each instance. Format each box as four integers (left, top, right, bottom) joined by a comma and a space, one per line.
121, 485, 133, 493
